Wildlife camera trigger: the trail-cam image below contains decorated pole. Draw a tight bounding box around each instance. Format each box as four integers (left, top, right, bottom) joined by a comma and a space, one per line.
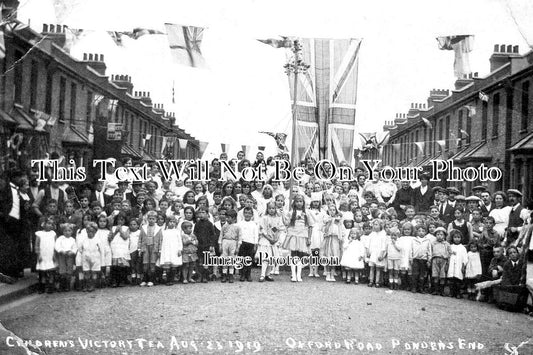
284, 39, 310, 201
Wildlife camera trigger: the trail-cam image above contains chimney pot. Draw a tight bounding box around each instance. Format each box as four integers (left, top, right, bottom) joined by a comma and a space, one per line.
500, 44, 506, 52
63, 25, 68, 32
50, 24, 55, 32
507, 45, 512, 53
83, 53, 87, 61
56, 24, 61, 33
513, 45, 519, 53
100, 54, 104, 61
474, 72, 478, 77
494, 44, 499, 52
43, 24, 48, 32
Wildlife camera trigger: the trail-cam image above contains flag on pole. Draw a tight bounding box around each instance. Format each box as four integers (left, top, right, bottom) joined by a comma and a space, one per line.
199, 141, 209, 158
257, 36, 293, 48
414, 141, 425, 155
178, 138, 188, 150
165, 23, 206, 68
145, 134, 152, 141
463, 105, 476, 115
436, 140, 446, 150
64, 28, 85, 52
35, 118, 47, 131
460, 129, 469, 137
479, 91, 489, 102
108, 31, 126, 46
436, 35, 474, 78
422, 117, 433, 129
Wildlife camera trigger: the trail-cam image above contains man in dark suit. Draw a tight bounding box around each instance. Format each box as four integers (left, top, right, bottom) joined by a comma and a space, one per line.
413, 174, 433, 214
0, 170, 28, 278
436, 187, 454, 225
90, 181, 111, 209
125, 181, 144, 207
393, 181, 414, 220
506, 189, 525, 246
479, 190, 494, 217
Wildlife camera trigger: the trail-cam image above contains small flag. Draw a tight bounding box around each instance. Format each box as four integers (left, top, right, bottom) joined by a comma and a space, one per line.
0, 28, 5, 60
422, 117, 433, 129
108, 31, 125, 46
464, 105, 476, 115
460, 129, 469, 137
145, 134, 152, 141
436, 140, 446, 150
436, 35, 474, 78
88, 124, 94, 143
392, 143, 401, 154
414, 141, 425, 155
257, 36, 293, 48
132, 28, 164, 39
479, 91, 489, 102
161, 136, 168, 151
165, 23, 206, 68
199, 141, 209, 158
35, 118, 47, 131
141, 138, 146, 149
178, 138, 188, 150
108, 99, 118, 120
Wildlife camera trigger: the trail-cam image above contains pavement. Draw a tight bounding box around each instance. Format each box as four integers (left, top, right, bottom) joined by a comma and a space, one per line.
0, 269, 38, 307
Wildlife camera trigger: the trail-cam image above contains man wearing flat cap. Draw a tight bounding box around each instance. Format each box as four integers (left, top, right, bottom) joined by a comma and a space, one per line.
446, 187, 460, 208
479, 190, 494, 217
505, 189, 525, 245
471, 185, 486, 199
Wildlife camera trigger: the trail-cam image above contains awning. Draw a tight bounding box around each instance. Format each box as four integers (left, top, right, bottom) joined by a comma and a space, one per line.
121, 144, 143, 159
10, 107, 35, 130
508, 132, 533, 153
142, 150, 157, 162
0, 109, 17, 125
62, 125, 90, 145
450, 142, 484, 161
416, 152, 443, 167
460, 142, 491, 162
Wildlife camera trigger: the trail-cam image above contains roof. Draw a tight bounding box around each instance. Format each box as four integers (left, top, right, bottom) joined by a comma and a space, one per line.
10, 107, 35, 130
62, 125, 90, 145
121, 144, 143, 159
0, 109, 17, 125
451, 141, 491, 162
508, 132, 533, 152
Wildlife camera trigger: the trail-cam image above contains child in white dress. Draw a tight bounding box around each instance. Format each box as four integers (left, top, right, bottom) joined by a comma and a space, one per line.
257, 202, 283, 282
95, 215, 112, 287
366, 219, 387, 287
35, 217, 57, 293
308, 199, 326, 277
465, 242, 482, 300
340, 227, 365, 283
80, 222, 102, 292
159, 216, 183, 285
447, 230, 468, 298
55, 223, 77, 291
110, 213, 130, 287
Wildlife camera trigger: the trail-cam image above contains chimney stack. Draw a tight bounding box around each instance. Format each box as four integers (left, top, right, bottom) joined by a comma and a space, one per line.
81, 52, 107, 75
490, 44, 520, 72
41, 23, 68, 49
111, 74, 134, 94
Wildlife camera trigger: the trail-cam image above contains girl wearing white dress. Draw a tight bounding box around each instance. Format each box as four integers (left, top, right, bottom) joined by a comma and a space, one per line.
321, 204, 343, 282
341, 227, 365, 283
159, 216, 183, 285
397, 222, 415, 290
257, 202, 283, 282
308, 199, 326, 277
366, 219, 388, 287
95, 214, 112, 287
465, 242, 482, 300
35, 217, 57, 293
110, 213, 130, 287
447, 230, 468, 298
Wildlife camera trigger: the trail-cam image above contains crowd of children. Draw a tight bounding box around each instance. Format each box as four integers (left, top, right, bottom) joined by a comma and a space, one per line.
10, 155, 531, 311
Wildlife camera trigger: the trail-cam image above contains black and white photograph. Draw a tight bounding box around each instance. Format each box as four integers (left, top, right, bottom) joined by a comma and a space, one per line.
0, 0, 533, 354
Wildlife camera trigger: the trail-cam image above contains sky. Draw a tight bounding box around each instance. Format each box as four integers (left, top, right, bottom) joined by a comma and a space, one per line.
16, 0, 533, 159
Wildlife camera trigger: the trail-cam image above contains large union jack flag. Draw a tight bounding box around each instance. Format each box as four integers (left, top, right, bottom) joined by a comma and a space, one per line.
287, 38, 362, 165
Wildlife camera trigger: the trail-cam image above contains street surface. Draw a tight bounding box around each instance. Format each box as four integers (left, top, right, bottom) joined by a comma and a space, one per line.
0, 269, 532, 355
